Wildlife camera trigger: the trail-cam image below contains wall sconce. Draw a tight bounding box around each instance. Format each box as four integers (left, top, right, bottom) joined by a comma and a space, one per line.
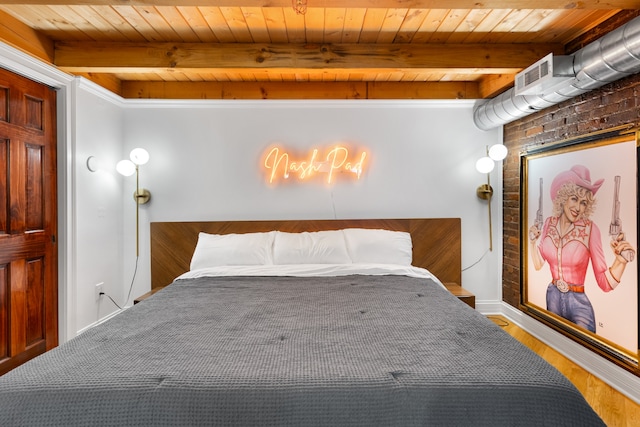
475, 144, 508, 251
86, 156, 100, 172
116, 148, 150, 257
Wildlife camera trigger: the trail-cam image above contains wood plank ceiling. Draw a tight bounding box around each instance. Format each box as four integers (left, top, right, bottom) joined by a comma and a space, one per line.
0, 1, 637, 99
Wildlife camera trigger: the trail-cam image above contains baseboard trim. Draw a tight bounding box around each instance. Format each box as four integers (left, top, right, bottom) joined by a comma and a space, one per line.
477, 300, 640, 405
76, 307, 126, 336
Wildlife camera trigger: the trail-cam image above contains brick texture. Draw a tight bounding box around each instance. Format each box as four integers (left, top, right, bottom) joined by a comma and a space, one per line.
501, 73, 640, 308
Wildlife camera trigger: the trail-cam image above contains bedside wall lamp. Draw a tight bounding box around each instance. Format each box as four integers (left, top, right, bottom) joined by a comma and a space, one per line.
117, 148, 150, 257
475, 144, 508, 251
86, 156, 100, 172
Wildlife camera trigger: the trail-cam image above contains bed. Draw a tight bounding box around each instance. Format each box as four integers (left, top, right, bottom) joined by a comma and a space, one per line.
0, 218, 604, 426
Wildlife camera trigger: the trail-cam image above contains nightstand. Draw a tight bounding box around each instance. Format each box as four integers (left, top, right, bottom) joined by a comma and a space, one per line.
133, 286, 167, 304
444, 282, 475, 309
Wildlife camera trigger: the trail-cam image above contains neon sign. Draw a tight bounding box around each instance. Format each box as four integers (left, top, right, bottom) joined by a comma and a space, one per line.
263, 145, 367, 184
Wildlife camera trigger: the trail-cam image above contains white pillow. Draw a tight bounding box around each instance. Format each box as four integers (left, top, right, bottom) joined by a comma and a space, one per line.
273, 230, 351, 264
190, 231, 276, 270
343, 228, 413, 265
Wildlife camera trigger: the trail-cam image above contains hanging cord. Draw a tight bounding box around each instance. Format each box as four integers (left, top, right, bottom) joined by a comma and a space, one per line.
101, 256, 139, 310
462, 247, 490, 271
331, 191, 337, 219
102, 294, 122, 310
124, 256, 139, 306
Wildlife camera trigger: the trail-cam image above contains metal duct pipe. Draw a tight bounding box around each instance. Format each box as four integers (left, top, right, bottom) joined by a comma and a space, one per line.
473, 15, 640, 130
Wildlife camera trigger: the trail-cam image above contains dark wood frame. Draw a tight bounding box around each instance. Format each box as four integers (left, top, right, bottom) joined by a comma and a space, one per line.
520, 128, 639, 375
150, 218, 461, 289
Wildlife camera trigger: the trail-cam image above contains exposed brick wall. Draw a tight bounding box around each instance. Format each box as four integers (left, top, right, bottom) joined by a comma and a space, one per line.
501, 73, 640, 308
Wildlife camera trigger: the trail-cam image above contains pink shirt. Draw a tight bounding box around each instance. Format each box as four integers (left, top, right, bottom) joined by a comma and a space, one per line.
538, 216, 616, 292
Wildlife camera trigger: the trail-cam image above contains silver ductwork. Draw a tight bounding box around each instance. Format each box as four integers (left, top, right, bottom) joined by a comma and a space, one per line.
473, 15, 640, 130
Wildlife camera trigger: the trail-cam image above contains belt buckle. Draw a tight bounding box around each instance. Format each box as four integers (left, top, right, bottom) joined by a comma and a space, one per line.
556, 279, 569, 293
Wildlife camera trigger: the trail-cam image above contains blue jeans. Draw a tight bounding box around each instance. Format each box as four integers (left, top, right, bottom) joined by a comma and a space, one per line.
546, 284, 596, 333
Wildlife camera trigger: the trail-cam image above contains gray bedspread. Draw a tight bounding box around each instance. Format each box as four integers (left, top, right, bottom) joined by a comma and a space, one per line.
0, 275, 604, 426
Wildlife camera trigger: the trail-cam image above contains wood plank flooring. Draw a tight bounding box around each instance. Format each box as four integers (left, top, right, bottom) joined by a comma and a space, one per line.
489, 315, 640, 427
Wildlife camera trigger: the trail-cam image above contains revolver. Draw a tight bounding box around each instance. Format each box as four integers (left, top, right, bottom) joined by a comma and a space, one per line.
529, 178, 543, 241
609, 175, 634, 262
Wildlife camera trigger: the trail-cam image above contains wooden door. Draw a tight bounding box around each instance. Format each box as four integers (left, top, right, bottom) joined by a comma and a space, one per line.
0, 67, 57, 375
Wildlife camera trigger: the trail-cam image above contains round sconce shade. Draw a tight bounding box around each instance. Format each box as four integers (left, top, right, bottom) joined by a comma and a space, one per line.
116, 159, 136, 176
488, 144, 508, 161
130, 148, 150, 165
86, 156, 100, 172
475, 156, 495, 174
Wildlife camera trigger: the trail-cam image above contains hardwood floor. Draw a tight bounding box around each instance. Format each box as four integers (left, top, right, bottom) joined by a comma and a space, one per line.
488, 315, 640, 427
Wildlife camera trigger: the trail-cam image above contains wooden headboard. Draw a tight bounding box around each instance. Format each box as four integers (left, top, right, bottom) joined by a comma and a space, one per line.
150, 218, 461, 289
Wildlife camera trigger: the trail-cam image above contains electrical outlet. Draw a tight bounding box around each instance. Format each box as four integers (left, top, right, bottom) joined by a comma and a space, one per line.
95, 282, 104, 300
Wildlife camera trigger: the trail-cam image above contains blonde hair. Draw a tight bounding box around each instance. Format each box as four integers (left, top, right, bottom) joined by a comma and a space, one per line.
552, 182, 596, 219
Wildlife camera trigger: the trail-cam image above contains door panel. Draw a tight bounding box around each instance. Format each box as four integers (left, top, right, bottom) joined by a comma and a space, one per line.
0, 264, 7, 361
26, 257, 45, 347
0, 67, 57, 376
0, 139, 7, 232
26, 144, 44, 231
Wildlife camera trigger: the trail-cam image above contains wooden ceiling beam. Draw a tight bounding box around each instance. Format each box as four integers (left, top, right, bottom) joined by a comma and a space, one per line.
55, 41, 562, 74
478, 74, 515, 98
0, 1, 632, 9
120, 81, 479, 100
73, 72, 122, 95
0, 10, 53, 63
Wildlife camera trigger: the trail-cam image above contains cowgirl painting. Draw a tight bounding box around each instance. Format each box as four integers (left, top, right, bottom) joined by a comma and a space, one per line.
528, 165, 635, 333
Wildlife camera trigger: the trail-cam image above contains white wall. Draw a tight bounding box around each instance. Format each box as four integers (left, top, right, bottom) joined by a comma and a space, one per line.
0, 40, 505, 336
73, 81, 126, 330
121, 100, 504, 304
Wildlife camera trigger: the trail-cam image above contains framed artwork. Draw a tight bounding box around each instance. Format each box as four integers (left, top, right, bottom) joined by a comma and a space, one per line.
520, 127, 639, 374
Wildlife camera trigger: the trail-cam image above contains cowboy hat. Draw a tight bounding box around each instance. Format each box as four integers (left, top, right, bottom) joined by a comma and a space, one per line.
550, 164, 604, 200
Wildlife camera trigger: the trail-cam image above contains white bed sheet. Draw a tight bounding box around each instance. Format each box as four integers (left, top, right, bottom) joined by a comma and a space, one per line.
176, 263, 445, 288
